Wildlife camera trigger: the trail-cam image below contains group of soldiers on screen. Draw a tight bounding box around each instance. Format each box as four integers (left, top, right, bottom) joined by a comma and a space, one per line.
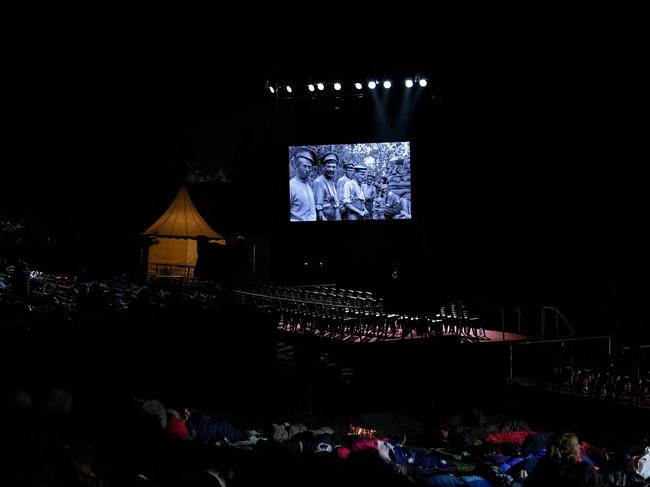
289, 148, 412, 222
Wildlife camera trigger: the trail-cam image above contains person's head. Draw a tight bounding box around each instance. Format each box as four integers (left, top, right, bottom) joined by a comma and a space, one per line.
320, 152, 339, 178
547, 432, 580, 463
169, 407, 191, 421
343, 162, 355, 177
10, 390, 31, 409
353, 165, 367, 181
294, 148, 317, 180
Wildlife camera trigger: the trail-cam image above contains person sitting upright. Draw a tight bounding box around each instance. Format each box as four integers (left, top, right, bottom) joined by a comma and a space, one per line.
526, 431, 607, 487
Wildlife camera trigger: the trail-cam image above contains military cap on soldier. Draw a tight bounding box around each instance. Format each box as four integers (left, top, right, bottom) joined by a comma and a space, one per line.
294, 148, 318, 165
320, 152, 339, 165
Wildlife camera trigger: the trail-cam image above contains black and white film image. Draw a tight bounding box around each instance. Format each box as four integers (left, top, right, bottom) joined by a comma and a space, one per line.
288, 142, 411, 222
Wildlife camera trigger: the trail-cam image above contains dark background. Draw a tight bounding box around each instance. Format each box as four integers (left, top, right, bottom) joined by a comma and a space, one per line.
2, 34, 648, 338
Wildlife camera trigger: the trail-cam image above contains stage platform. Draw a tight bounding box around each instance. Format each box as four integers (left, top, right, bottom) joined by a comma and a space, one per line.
277, 323, 529, 344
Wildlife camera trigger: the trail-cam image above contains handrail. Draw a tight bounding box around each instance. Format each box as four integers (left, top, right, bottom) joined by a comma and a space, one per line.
510, 335, 613, 346
541, 306, 576, 337
147, 263, 195, 286
507, 335, 614, 385
620, 344, 650, 351
515, 305, 575, 339
148, 263, 194, 271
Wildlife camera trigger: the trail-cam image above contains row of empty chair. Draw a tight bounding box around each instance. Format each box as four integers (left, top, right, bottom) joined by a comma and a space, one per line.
235, 285, 485, 341
237, 285, 384, 310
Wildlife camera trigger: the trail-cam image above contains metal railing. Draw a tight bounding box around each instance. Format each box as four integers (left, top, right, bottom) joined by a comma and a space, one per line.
147, 263, 195, 287
515, 305, 576, 339
507, 334, 614, 386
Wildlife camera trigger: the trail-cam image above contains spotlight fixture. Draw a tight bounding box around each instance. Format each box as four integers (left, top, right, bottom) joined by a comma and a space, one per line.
266, 73, 429, 98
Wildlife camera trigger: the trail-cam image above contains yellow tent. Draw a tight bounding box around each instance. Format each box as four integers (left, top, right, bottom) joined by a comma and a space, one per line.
143, 186, 224, 280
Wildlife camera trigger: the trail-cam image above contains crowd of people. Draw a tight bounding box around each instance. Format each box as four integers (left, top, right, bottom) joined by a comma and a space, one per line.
289, 148, 412, 222
6, 385, 650, 486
